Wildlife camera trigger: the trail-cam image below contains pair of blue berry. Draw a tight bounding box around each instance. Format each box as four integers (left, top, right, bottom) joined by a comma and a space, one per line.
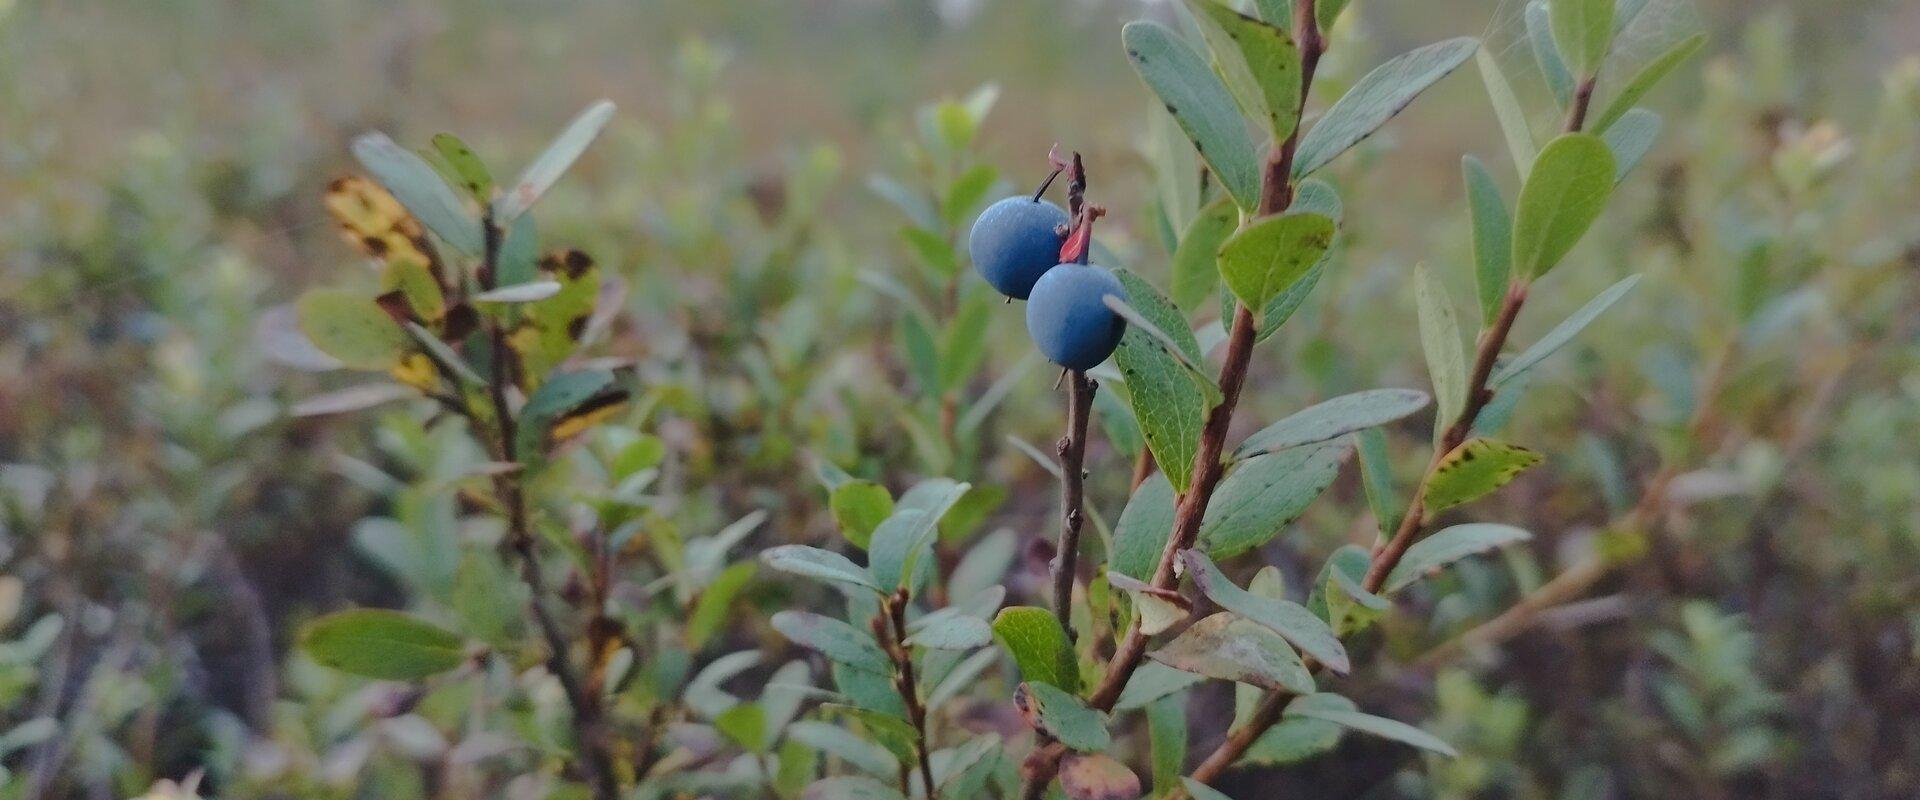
968, 196, 1127, 371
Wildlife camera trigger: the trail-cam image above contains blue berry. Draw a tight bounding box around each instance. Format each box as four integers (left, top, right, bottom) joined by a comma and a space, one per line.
969, 196, 1069, 300
1026, 264, 1128, 371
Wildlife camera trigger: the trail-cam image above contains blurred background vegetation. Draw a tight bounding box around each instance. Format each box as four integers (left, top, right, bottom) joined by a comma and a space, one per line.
2, 0, 1917, 798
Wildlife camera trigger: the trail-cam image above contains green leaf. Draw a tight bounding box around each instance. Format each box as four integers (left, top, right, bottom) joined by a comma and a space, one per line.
1293, 37, 1480, 178
1284, 694, 1458, 756
831, 481, 894, 550
1384, 523, 1532, 593
1243, 693, 1350, 765
1146, 693, 1189, 796
761, 545, 884, 594
1171, 199, 1239, 311
430, 133, 493, 201
1059, 752, 1143, 800
1198, 439, 1350, 559
688, 561, 757, 650
905, 615, 992, 651
943, 164, 1000, 227
1123, 21, 1263, 210
1356, 428, 1401, 538
1109, 571, 1192, 636
515, 368, 619, 458
1602, 108, 1662, 182
1476, 48, 1536, 175
1217, 211, 1337, 311
1022, 682, 1111, 751
715, 702, 769, 753
1526, 2, 1576, 107
1233, 388, 1431, 459
803, 776, 905, 800
300, 609, 465, 680
452, 551, 524, 648
1464, 156, 1515, 326
1549, 0, 1614, 77
1112, 269, 1207, 493
1592, 33, 1705, 133
788, 721, 899, 776
1236, 179, 1342, 342
902, 226, 960, 277
1493, 274, 1640, 387
1181, 550, 1349, 673
1414, 263, 1467, 430
771, 611, 891, 675
1149, 612, 1315, 693
1110, 473, 1176, 583
1421, 438, 1544, 512
1183, 0, 1302, 140
350, 132, 483, 255
992, 606, 1080, 692
296, 289, 408, 370
1511, 133, 1616, 280
494, 100, 616, 224
1182, 779, 1239, 800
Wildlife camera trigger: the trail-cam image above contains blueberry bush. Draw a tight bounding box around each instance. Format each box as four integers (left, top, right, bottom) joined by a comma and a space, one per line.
3, 1, 1917, 799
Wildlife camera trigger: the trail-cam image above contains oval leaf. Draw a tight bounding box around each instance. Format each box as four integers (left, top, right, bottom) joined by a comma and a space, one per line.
1492, 274, 1640, 388
1061, 752, 1144, 800
1217, 211, 1336, 312
1148, 612, 1314, 693
1511, 133, 1617, 280
494, 100, 616, 224
1284, 694, 1458, 756
1111, 270, 1207, 493
300, 609, 464, 680
350, 132, 483, 256
1183, 0, 1302, 140
770, 611, 891, 674
1421, 438, 1543, 512
1022, 682, 1111, 751
1198, 439, 1351, 559
296, 289, 409, 371
1171, 198, 1239, 311
992, 606, 1080, 693
761, 545, 883, 594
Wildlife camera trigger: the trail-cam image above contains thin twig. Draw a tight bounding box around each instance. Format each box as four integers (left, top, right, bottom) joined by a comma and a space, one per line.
878, 591, 940, 799
477, 213, 621, 800
1051, 372, 1097, 642
1177, 46, 1607, 792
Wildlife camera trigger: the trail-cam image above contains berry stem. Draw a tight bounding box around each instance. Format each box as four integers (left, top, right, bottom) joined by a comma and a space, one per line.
1049, 371, 1097, 642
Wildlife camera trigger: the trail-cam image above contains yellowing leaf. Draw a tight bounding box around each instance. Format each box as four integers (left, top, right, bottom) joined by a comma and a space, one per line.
1421, 438, 1543, 512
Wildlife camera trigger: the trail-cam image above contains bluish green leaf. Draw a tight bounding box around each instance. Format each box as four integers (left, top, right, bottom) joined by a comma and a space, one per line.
802, 776, 905, 800
1284, 694, 1458, 756
1356, 428, 1401, 538
351, 132, 483, 255
1243, 693, 1350, 765
1234, 388, 1431, 459
1181, 550, 1349, 673
905, 615, 992, 651
1527, 1, 1576, 106
1465, 155, 1515, 326
1293, 37, 1480, 177
1415, 263, 1468, 430
788, 721, 898, 776
868, 480, 969, 590
1602, 108, 1662, 181
1023, 682, 1111, 751
1492, 274, 1640, 387
494, 100, 616, 224
1384, 523, 1533, 593
761, 545, 883, 594
1124, 21, 1263, 210
1112, 269, 1207, 493
1198, 439, 1350, 559
1476, 48, 1536, 175
1146, 692, 1189, 796
771, 611, 890, 674
1116, 662, 1206, 711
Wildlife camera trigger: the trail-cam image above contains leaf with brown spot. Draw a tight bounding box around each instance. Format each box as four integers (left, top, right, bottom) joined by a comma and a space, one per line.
1060, 752, 1143, 800
1420, 437, 1543, 512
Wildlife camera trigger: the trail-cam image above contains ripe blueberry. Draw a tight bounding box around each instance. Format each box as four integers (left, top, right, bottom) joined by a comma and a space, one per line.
1026, 264, 1128, 371
969, 196, 1070, 300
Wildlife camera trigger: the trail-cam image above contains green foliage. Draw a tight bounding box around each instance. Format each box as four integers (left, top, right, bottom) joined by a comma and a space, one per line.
1293, 37, 1481, 177
298, 609, 466, 680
